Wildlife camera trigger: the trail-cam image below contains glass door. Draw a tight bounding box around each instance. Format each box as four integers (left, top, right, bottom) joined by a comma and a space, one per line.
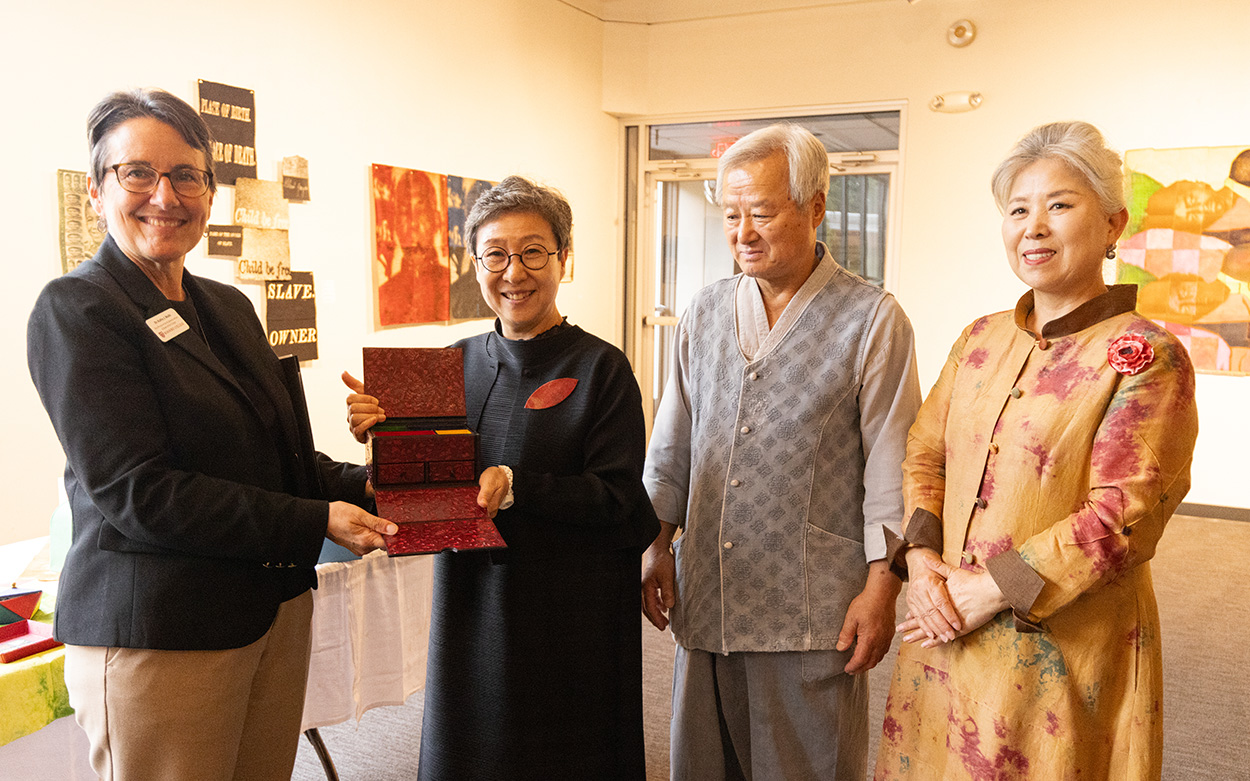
645, 175, 736, 419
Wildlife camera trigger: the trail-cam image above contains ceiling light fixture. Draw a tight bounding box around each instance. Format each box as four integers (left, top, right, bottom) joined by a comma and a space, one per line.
930, 91, 983, 113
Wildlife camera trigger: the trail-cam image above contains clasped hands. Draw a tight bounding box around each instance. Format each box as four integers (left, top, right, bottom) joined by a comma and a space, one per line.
898, 547, 1010, 648
341, 371, 509, 518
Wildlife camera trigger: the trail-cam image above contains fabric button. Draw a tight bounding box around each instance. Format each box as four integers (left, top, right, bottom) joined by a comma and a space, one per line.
729, 479, 741, 487
974, 497, 987, 509
740, 426, 751, 435
1037, 338, 1050, 350
989, 442, 1000, 454
1010, 387, 1022, 399
723, 541, 733, 549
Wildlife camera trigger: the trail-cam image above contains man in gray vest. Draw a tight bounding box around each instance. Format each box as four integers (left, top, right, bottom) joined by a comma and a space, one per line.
642, 123, 921, 780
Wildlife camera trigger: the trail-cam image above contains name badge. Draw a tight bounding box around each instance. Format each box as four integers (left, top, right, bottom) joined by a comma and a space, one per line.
146, 308, 190, 342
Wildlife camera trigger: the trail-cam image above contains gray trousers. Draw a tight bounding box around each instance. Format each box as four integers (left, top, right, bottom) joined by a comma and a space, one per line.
670, 645, 869, 781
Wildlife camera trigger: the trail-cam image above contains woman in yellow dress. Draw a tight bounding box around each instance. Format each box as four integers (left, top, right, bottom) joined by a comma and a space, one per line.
875, 121, 1198, 780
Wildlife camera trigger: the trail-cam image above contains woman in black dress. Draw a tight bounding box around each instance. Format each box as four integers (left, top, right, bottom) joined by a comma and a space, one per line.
345, 176, 657, 779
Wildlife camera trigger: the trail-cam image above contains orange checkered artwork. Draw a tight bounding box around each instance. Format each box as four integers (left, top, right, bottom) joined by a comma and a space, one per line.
1117, 146, 1250, 374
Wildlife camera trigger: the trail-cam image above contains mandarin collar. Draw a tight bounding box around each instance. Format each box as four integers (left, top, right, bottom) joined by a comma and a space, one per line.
486, 318, 577, 367
1013, 284, 1138, 339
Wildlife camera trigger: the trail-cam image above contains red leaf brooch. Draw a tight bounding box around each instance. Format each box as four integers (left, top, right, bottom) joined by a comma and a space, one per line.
525, 378, 578, 409
1107, 334, 1154, 376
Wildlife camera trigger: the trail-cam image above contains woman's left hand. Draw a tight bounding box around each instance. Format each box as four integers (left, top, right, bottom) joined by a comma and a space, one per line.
341, 371, 385, 444
476, 467, 510, 518
900, 557, 1010, 648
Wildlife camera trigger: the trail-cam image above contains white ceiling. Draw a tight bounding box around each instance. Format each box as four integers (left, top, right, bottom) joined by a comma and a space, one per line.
566, 0, 900, 25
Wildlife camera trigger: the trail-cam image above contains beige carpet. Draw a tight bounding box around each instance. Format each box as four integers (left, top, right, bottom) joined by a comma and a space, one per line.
292, 514, 1250, 780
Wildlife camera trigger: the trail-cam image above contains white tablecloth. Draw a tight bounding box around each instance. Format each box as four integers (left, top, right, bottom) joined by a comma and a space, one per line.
301, 549, 433, 730
0, 550, 434, 776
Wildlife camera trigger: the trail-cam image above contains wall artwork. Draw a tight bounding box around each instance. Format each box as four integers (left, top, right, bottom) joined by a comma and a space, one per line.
233, 178, 291, 230
237, 228, 291, 281
1117, 145, 1250, 374
207, 225, 243, 257
57, 169, 105, 273
266, 271, 318, 361
371, 164, 450, 327
282, 156, 310, 202
197, 80, 257, 185
448, 175, 496, 320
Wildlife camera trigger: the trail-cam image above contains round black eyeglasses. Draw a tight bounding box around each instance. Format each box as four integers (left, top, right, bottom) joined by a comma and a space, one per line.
475, 244, 557, 272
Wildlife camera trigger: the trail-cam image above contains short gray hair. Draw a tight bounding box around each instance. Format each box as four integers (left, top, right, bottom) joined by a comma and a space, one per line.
465, 175, 572, 254
715, 123, 829, 207
991, 121, 1124, 215
87, 88, 216, 193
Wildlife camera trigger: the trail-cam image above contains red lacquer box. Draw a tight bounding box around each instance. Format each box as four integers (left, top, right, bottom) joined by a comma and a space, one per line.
0, 620, 61, 663
364, 347, 506, 555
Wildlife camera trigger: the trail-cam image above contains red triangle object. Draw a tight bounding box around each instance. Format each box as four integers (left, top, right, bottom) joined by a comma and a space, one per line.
0, 591, 41, 621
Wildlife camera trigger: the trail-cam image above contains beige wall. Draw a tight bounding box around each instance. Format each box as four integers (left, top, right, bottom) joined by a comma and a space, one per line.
605, 0, 1250, 510
1, 0, 619, 545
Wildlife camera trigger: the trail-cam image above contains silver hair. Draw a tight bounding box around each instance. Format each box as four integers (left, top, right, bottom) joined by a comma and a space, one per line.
715, 123, 829, 207
465, 175, 572, 254
991, 121, 1125, 215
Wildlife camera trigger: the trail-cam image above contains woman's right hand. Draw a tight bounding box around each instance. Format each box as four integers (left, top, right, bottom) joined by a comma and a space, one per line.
475, 467, 511, 518
342, 371, 385, 443
899, 546, 962, 645
326, 501, 397, 555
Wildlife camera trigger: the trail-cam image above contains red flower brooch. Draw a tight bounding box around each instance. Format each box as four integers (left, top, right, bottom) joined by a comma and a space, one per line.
1107, 334, 1154, 376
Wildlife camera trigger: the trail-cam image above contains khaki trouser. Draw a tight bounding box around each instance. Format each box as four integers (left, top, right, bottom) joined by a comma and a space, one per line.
63, 590, 313, 781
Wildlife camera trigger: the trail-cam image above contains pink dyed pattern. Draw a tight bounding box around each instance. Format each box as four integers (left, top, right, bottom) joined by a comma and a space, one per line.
1069, 494, 1128, 577
1090, 399, 1148, 483
1023, 441, 1054, 478
965, 535, 1013, 571
947, 712, 1031, 780
1045, 711, 1060, 736
1031, 342, 1100, 401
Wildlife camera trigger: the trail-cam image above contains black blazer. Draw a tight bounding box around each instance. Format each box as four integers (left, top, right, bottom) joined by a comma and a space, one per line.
28, 236, 367, 650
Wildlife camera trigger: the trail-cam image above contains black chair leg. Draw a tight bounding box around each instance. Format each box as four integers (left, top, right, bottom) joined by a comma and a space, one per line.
303, 728, 340, 781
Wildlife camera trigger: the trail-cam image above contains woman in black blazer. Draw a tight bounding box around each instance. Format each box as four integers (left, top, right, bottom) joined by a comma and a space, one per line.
27, 88, 395, 781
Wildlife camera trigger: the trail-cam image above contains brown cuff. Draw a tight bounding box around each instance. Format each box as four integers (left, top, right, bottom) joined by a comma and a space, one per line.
885, 509, 944, 581
903, 508, 943, 551
985, 549, 1045, 633
1011, 611, 1045, 634
883, 527, 908, 580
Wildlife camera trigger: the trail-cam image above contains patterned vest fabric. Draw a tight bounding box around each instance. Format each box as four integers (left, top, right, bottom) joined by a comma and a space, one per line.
672, 267, 885, 654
